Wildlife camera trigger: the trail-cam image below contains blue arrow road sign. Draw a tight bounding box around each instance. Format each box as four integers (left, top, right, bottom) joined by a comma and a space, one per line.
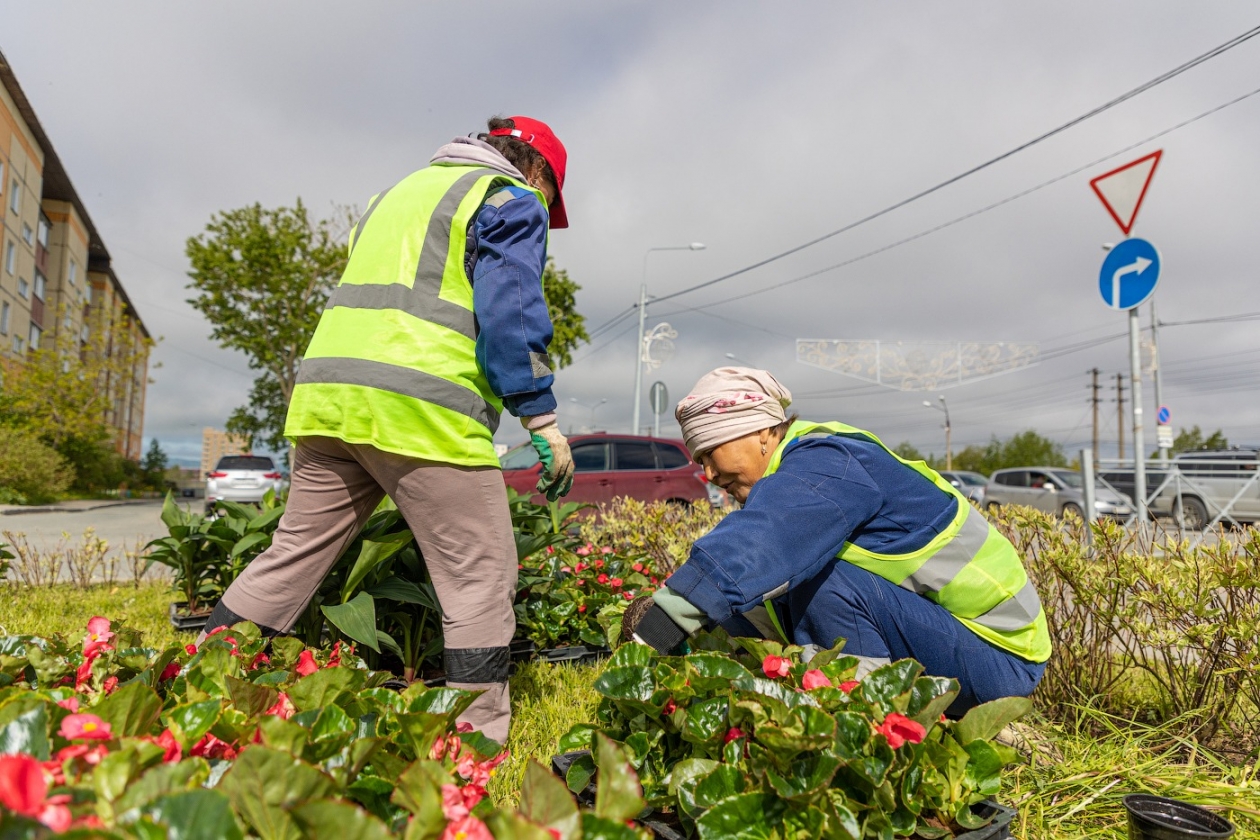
1158, 405, 1170, 425
1099, 238, 1160, 310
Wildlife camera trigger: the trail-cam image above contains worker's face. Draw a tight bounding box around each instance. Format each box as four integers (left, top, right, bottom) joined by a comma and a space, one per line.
697, 429, 774, 504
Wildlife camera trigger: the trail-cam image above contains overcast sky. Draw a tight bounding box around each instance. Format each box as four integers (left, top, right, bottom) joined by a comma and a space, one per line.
5, 2, 1259, 467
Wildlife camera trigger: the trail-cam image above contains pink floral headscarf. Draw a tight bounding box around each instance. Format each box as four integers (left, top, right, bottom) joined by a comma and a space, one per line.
675, 367, 793, 459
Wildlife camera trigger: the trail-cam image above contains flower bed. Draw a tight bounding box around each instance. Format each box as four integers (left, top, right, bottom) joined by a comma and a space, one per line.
556, 636, 1029, 839
0, 617, 654, 838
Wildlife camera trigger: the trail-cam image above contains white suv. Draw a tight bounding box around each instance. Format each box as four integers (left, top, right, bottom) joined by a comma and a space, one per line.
206, 455, 285, 511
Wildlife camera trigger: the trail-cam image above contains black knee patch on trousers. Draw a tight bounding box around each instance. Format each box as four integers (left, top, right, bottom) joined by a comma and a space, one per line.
444, 646, 509, 684
203, 601, 281, 638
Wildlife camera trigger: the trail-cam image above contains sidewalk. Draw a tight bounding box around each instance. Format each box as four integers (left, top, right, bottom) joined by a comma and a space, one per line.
0, 498, 162, 516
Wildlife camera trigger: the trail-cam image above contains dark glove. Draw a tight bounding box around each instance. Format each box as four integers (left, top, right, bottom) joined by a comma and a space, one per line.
622, 596, 688, 654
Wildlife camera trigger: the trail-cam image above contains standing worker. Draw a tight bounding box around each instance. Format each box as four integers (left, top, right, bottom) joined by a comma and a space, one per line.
201, 116, 576, 743
624, 367, 1050, 713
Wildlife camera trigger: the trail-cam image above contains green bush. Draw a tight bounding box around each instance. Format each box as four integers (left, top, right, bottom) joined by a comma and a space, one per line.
579, 498, 727, 576
0, 426, 73, 504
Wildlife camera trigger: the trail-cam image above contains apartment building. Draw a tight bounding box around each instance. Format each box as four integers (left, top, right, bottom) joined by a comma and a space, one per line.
200, 428, 250, 477
0, 48, 149, 459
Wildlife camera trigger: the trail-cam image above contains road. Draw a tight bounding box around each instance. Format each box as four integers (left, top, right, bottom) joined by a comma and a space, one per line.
0, 501, 171, 577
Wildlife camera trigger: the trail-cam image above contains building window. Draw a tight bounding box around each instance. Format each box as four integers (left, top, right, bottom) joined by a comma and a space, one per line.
37, 217, 49, 248
80, 325, 89, 342
0, 301, 8, 335
17, 277, 29, 299
8, 181, 18, 214
64, 311, 72, 329
12, 334, 24, 354
22, 224, 33, 246
4, 241, 13, 274
85, 284, 92, 304
33, 271, 45, 301
68, 258, 77, 286
28, 323, 41, 351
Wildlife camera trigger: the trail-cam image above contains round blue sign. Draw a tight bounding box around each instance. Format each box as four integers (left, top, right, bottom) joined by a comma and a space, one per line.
1157, 405, 1170, 425
1099, 238, 1160, 310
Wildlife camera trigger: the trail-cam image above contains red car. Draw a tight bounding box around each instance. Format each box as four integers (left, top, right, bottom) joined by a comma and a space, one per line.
500, 433, 719, 506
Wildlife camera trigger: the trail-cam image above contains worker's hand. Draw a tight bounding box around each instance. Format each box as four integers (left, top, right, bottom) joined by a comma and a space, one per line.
621, 595, 657, 644
529, 422, 574, 501
622, 595, 689, 654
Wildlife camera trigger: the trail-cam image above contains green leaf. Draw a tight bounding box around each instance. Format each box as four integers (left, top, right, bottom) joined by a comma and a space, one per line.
94, 679, 163, 737
954, 696, 1032, 744
858, 659, 923, 711
145, 789, 244, 840
161, 492, 189, 530
365, 578, 434, 607
322, 592, 381, 652
342, 533, 414, 602
557, 724, 597, 755
607, 642, 655, 669
230, 532, 271, 559
115, 759, 210, 816
681, 696, 728, 745
254, 715, 309, 757
963, 740, 1004, 797
695, 792, 783, 839
394, 712, 449, 761
0, 704, 49, 760
593, 666, 655, 704
225, 674, 279, 717
163, 700, 223, 749
390, 760, 445, 833
289, 799, 393, 840
484, 811, 558, 840
905, 676, 960, 730
579, 814, 643, 840
564, 752, 596, 796
520, 760, 581, 840
405, 687, 475, 718
247, 505, 286, 534
217, 746, 335, 840
287, 666, 356, 712
765, 751, 842, 800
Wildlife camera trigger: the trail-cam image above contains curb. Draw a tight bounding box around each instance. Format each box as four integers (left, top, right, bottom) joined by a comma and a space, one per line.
0, 499, 161, 516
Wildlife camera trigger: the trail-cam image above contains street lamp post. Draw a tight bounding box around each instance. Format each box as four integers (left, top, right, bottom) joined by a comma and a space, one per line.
569, 397, 606, 432
923, 395, 952, 470
633, 243, 705, 434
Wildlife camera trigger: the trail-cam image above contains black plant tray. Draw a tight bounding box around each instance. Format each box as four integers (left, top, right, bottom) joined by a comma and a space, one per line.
538, 645, 611, 665
510, 639, 537, 662
169, 601, 211, 633
551, 751, 1014, 840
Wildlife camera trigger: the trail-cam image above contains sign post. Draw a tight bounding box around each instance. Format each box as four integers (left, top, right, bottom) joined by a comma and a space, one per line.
649, 381, 669, 438
1093, 150, 1163, 525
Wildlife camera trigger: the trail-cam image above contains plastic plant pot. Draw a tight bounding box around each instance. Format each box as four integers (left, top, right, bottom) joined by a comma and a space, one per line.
1124, 795, 1235, 840
955, 800, 1016, 840
169, 601, 212, 633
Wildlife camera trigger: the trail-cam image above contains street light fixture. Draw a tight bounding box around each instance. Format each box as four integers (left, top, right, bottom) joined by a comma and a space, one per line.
922, 395, 952, 470
569, 397, 606, 432
633, 243, 705, 434
724, 352, 756, 367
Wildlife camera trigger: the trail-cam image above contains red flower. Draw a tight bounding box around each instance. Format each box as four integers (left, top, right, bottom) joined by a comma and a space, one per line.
662, 698, 677, 715
593, 560, 605, 569
295, 650, 319, 676
184, 643, 198, 655
205, 625, 230, 636
609, 578, 623, 589
577, 604, 586, 613
440, 815, 492, 840
249, 652, 270, 671
264, 692, 295, 720
156, 729, 182, 763
838, 680, 860, 694
650, 576, 659, 585
74, 657, 95, 691
632, 563, 644, 573
762, 655, 790, 679
160, 660, 181, 681
0, 754, 45, 816
596, 574, 609, 585
723, 727, 746, 744
876, 713, 927, 749
190, 733, 237, 760
801, 669, 832, 690
59, 713, 111, 741
575, 579, 585, 586
576, 545, 592, 556
456, 750, 509, 788
574, 562, 587, 572
623, 592, 634, 600
82, 616, 115, 658
56, 697, 79, 713
101, 676, 119, 694
440, 782, 486, 821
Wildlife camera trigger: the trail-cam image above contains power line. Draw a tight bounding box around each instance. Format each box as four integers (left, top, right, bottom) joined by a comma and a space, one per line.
666, 82, 1260, 313
647, 25, 1260, 308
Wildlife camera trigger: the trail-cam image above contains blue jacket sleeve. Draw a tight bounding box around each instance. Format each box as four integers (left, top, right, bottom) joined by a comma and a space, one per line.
663, 439, 885, 625
470, 187, 557, 417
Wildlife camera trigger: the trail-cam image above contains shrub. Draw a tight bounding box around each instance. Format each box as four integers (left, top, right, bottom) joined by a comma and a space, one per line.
579, 498, 727, 576
0, 426, 73, 504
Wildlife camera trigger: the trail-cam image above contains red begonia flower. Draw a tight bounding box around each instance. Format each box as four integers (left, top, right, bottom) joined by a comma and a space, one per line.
876, 712, 927, 749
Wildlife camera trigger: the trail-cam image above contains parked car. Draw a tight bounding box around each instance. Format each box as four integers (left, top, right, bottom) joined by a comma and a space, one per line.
937, 470, 988, 505
985, 466, 1133, 520
205, 455, 286, 512
1097, 468, 1174, 519
500, 433, 720, 507
1161, 449, 1260, 529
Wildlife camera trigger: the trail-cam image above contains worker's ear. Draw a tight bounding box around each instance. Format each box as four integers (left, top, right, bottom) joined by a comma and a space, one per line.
758, 427, 772, 447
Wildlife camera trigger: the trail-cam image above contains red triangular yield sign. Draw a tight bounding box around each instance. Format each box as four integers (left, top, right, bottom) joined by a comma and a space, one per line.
1089, 150, 1162, 236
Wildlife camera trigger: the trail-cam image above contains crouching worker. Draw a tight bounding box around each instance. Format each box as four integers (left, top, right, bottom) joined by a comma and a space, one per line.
623, 367, 1050, 714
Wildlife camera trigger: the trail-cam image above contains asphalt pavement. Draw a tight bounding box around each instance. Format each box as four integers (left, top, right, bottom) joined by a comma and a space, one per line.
0, 499, 171, 557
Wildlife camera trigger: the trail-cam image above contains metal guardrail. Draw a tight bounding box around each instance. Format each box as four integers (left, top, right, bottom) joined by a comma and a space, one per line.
1094, 454, 1260, 546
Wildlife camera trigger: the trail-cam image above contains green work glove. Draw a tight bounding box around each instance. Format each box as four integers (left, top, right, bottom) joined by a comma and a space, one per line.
530, 422, 574, 501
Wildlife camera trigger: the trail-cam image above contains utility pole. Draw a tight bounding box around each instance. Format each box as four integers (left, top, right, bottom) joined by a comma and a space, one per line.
1090, 368, 1101, 468
1114, 373, 1126, 461
1151, 299, 1168, 464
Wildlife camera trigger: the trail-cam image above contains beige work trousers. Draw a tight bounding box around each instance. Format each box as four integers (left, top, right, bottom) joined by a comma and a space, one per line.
219, 436, 518, 743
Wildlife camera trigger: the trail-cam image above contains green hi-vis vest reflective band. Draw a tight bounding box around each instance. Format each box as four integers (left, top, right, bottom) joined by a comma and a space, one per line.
765, 421, 1052, 663
285, 164, 547, 467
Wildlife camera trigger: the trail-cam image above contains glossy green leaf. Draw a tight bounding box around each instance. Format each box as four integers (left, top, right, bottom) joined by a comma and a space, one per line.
342, 532, 414, 602
579, 814, 642, 840
288, 666, 356, 712
225, 674, 278, 717
0, 704, 48, 760
695, 791, 782, 839
395, 712, 449, 761
681, 696, 728, 745
954, 696, 1031, 745
593, 734, 644, 823
556, 724, 597, 755
217, 746, 335, 840
254, 715, 309, 757
593, 666, 655, 704
115, 759, 210, 816
520, 759, 581, 840
405, 686, 474, 718
321, 592, 380, 653
230, 531, 270, 559
765, 751, 842, 800
289, 799, 393, 840
484, 811, 558, 840
145, 789, 244, 840
606, 642, 654, 669
905, 676, 959, 729
858, 660, 923, 711
94, 679, 163, 737
163, 700, 222, 749
365, 578, 434, 607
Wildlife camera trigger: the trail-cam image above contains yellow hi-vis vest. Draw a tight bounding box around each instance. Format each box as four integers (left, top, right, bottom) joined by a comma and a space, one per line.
285, 164, 547, 467
765, 420, 1052, 663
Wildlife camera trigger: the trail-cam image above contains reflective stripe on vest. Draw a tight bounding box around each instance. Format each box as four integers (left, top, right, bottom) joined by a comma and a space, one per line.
285, 164, 546, 467
765, 422, 1051, 663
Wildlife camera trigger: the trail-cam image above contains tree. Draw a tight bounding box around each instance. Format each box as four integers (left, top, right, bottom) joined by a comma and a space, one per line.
951, 430, 1066, 475
142, 438, 169, 474
1169, 425, 1228, 455
541, 258, 589, 367
186, 201, 347, 453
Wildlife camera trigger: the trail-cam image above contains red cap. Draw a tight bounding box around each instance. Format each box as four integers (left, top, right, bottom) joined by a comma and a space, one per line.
489, 116, 568, 229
